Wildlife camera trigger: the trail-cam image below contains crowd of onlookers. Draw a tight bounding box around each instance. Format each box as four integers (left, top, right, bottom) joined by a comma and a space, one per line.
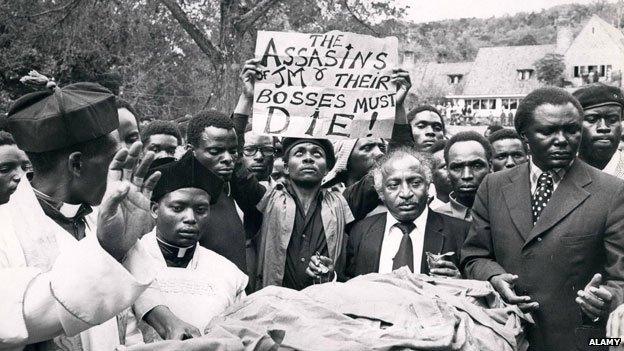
2, 62, 624, 351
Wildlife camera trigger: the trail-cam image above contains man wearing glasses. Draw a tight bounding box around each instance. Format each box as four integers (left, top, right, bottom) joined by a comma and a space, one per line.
241, 132, 277, 185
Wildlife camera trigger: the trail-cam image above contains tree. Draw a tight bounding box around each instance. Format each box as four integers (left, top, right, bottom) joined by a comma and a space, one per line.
534, 53, 566, 86
156, 0, 407, 110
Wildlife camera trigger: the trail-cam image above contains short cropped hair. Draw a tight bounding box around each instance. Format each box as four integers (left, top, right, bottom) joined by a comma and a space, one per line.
140, 120, 182, 145
428, 139, 448, 154
187, 110, 234, 148
371, 146, 433, 194
485, 124, 503, 135
115, 98, 141, 132
444, 131, 493, 164
0, 131, 16, 147
407, 105, 446, 133
488, 128, 528, 152
514, 87, 583, 134
26, 135, 118, 175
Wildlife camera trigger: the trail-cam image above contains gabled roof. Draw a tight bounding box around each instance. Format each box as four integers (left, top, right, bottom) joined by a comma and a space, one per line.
575, 15, 624, 54
411, 61, 474, 95
459, 44, 556, 96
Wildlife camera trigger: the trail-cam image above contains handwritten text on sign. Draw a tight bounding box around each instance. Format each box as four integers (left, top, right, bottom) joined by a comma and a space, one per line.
252, 30, 398, 139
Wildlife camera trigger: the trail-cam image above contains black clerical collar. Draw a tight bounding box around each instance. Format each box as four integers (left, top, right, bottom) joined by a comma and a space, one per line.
156, 236, 196, 268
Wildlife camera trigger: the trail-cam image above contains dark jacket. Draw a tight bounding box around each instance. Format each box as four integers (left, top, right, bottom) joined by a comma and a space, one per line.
461, 160, 624, 351
344, 210, 470, 280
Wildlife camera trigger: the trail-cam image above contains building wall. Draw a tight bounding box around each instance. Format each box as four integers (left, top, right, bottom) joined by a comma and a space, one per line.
564, 19, 624, 87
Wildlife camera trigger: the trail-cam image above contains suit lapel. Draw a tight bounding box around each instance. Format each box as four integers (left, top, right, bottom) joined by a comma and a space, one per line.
524, 160, 591, 246
357, 214, 386, 274
502, 163, 533, 241
420, 211, 445, 274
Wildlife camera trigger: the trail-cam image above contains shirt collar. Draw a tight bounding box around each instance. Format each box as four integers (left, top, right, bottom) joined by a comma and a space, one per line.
33, 187, 91, 219
448, 192, 471, 220
603, 149, 621, 176
529, 157, 571, 185
385, 206, 429, 233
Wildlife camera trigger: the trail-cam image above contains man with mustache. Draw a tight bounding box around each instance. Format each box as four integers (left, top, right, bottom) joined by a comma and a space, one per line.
343, 147, 470, 280
133, 152, 247, 339
461, 87, 624, 351
434, 131, 492, 222
573, 83, 624, 178
322, 138, 387, 190
487, 129, 528, 172
407, 105, 446, 152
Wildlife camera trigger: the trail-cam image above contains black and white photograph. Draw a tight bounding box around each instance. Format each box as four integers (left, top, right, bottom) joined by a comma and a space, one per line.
2, 0, 624, 350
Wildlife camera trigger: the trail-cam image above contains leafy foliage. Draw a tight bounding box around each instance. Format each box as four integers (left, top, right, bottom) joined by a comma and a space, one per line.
534, 53, 566, 86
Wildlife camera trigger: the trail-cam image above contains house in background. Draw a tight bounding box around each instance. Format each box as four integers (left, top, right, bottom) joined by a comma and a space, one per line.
405, 14, 624, 121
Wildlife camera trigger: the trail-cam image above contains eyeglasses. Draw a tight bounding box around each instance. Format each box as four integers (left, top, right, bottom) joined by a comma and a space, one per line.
242, 146, 276, 157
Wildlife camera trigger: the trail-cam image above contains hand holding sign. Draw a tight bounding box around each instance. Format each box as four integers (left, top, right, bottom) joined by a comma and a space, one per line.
252, 30, 399, 139
390, 68, 412, 107
241, 58, 263, 100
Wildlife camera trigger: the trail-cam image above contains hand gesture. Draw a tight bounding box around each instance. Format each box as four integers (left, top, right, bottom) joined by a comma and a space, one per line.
97, 142, 161, 261
390, 68, 412, 107
306, 253, 335, 283
240, 58, 263, 99
576, 273, 613, 321
429, 259, 461, 279
490, 273, 539, 312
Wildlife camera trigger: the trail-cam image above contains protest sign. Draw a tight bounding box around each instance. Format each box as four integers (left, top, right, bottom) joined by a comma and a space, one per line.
252, 30, 398, 139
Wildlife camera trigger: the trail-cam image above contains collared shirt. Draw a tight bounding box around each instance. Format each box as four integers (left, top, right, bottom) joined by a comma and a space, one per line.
282, 184, 329, 290
33, 188, 93, 240
434, 192, 472, 222
528, 158, 570, 195
603, 149, 622, 176
378, 207, 429, 274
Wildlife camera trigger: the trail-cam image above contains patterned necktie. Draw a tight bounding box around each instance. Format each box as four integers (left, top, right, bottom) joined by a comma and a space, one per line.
392, 221, 416, 272
531, 172, 554, 224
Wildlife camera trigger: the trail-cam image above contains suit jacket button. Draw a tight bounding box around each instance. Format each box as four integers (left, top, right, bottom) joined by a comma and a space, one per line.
537, 237, 542, 242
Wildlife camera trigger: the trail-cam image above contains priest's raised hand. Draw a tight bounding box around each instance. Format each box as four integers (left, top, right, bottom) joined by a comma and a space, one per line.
98, 141, 161, 261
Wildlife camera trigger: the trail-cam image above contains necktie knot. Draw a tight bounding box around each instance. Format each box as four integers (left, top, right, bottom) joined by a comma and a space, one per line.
537, 172, 553, 186
394, 221, 416, 236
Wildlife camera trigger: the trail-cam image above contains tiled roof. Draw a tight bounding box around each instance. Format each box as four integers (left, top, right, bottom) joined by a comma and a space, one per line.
459, 44, 556, 96
411, 61, 474, 95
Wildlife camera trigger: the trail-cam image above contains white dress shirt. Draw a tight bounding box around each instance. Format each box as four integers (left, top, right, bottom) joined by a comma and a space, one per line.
603, 149, 622, 176
378, 207, 429, 274
528, 158, 570, 195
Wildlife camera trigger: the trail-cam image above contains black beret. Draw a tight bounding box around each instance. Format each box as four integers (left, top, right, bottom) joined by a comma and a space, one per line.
149, 151, 223, 204
572, 83, 624, 110
4, 82, 119, 152
282, 137, 336, 170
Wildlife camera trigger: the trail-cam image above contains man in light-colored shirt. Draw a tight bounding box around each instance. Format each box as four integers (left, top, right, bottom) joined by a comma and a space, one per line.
435, 132, 492, 222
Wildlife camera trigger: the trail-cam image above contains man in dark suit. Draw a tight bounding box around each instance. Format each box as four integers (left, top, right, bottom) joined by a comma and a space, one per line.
344, 147, 470, 280
461, 87, 624, 351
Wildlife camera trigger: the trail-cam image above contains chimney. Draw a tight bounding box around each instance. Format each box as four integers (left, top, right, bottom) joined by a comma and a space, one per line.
556, 17, 573, 54
402, 50, 414, 67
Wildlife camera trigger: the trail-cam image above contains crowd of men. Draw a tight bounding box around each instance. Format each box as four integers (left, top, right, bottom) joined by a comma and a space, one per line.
2, 61, 624, 351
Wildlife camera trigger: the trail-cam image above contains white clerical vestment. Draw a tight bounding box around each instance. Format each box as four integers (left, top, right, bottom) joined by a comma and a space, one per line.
137, 230, 248, 335
0, 179, 157, 351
